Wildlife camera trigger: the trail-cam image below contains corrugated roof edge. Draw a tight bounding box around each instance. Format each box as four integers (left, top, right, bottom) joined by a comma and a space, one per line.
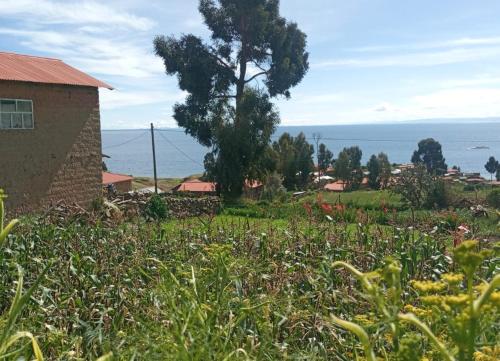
0, 51, 114, 90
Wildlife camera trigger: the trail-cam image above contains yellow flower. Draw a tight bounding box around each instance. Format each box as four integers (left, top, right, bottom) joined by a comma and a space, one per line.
441, 273, 464, 285
420, 295, 443, 305
411, 280, 447, 293
404, 304, 432, 317
442, 294, 469, 307
353, 314, 374, 326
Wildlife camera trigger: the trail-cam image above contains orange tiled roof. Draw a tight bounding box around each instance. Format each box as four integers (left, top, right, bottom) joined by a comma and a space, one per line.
176, 179, 216, 192
102, 172, 133, 185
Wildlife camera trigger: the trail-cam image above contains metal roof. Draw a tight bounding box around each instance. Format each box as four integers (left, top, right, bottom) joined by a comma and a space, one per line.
102, 172, 133, 185
0, 52, 113, 89
174, 179, 216, 193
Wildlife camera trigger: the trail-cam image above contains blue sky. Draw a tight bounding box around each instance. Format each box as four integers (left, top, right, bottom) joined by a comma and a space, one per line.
1, 0, 500, 129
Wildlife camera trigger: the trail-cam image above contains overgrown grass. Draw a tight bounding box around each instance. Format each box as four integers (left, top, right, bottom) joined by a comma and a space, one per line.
0, 186, 498, 359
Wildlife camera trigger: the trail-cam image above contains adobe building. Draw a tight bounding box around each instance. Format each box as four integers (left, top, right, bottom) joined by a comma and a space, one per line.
0, 52, 112, 212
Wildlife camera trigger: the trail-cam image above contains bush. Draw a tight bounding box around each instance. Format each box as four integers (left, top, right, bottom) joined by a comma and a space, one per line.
424, 179, 451, 209
486, 189, 500, 208
261, 172, 287, 201
143, 194, 168, 220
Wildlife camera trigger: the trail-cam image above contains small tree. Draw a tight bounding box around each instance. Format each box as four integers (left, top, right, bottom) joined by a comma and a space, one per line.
484, 156, 499, 182
261, 172, 286, 201
377, 152, 392, 189
411, 138, 447, 175
334, 146, 363, 191
366, 154, 380, 189
317, 143, 334, 176
273, 132, 314, 190
391, 164, 432, 222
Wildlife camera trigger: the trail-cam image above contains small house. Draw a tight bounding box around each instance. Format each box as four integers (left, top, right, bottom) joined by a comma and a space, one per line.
102, 172, 133, 193
172, 179, 217, 195
0, 52, 112, 212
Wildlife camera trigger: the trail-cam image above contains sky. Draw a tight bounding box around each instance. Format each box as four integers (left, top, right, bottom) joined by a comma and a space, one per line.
1, 0, 500, 129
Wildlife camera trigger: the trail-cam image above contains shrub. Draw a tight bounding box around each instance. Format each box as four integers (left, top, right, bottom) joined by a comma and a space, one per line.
261, 172, 287, 201
486, 189, 500, 209
424, 178, 451, 209
143, 193, 168, 221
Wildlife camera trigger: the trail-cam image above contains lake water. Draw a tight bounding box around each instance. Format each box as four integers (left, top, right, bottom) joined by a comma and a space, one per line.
102, 122, 500, 179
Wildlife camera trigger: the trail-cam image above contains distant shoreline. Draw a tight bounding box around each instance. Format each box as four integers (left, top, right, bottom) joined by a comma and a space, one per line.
101, 118, 500, 131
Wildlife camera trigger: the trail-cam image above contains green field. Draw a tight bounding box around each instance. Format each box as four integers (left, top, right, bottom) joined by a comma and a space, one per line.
1, 187, 499, 360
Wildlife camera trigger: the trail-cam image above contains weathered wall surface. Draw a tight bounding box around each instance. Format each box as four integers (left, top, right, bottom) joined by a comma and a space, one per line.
0, 81, 102, 213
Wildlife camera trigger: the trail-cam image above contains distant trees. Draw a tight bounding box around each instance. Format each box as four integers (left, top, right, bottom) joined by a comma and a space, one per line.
273, 132, 314, 190
366, 155, 380, 189
334, 146, 363, 191
377, 152, 392, 189
317, 143, 334, 175
391, 164, 432, 221
484, 156, 499, 182
411, 138, 447, 175
154, 0, 309, 198
366, 152, 392, 189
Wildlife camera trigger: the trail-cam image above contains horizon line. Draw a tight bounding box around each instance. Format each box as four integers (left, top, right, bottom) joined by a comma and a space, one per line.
101, 117, 500, 131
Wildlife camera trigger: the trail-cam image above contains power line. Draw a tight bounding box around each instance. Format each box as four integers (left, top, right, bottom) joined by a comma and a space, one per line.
103, 130, 148, 150
157, 131, 204, 167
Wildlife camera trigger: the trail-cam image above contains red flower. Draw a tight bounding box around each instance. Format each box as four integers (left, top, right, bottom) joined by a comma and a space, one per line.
321, 203, 333, 214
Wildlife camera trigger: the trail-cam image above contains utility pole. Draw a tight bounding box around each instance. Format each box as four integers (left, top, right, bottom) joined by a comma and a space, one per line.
313, 133, 322, 177
150, 123, 158, 194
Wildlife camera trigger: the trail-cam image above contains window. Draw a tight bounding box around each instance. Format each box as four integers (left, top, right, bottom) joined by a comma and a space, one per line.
0, 99, 34, 129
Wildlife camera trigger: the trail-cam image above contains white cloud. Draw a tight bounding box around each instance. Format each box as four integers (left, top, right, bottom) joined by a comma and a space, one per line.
0, 28, 164, 78
100, 89, 186, 110
0, 0, 155, 30
315, 46, 500, 68
350, 36, 500, 53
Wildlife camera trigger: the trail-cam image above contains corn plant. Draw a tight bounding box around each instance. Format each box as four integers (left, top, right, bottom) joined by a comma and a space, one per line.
0, 189, 45, 360
331, 240, 499, 360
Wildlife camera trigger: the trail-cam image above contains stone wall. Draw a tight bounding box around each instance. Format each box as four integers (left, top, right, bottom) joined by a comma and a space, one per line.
0, 81, 102, 213
163, 195, 221, 218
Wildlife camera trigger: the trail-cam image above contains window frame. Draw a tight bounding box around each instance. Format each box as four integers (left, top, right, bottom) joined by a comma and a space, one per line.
0, 98, 34, 130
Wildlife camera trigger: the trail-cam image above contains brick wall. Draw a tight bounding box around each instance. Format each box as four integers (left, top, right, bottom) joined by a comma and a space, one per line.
0, 81, 102, 213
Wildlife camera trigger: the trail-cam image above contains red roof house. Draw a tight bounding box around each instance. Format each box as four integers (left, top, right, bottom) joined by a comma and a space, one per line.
324, 181, 346, 192
0, 51, 111, 211
173, 179, 217, 194
103, 172, 133, 193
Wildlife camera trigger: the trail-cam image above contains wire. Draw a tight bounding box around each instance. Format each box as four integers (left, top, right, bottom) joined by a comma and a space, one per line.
103, 131, 148, 150
157, 131, 204, 167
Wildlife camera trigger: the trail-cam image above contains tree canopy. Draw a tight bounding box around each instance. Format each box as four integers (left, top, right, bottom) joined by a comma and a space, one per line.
317, 143, 334, 175
411, 138, 447, 175
334, 146, 363, 191
154, 0, 309, 197
484, 156, 499, 181
273, 132, 314, 190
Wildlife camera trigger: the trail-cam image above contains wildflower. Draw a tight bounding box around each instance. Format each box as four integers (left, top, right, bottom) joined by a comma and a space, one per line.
321, 203, 333, 214
411, 280, 447, 293
420, 295, 443, 305
442, 294, 469, 307
353, 314, 374, 327
404, 304, 431, 317
441, 273, 464, 285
